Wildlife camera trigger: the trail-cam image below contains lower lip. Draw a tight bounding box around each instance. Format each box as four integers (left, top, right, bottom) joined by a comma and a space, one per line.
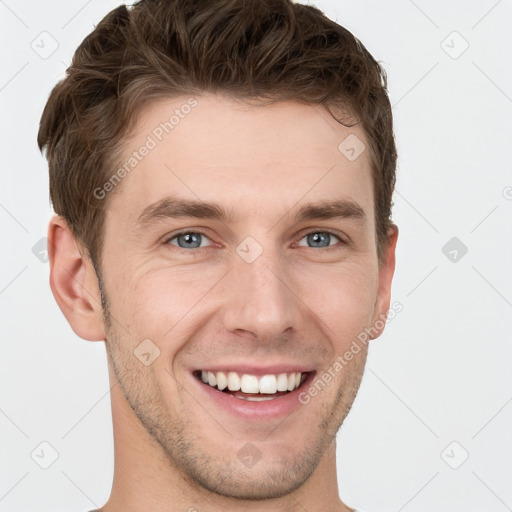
190, 371, 316, 420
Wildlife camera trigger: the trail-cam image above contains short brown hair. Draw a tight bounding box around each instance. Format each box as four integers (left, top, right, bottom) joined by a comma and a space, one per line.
38, 0, 396, 270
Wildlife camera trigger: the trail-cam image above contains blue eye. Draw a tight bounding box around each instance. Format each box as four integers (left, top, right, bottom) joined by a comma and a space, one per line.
164, 230, 345, 252
297, 231, 343, 249
166, 231, 212, 249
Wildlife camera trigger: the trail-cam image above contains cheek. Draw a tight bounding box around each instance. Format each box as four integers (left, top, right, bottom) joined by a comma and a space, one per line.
293, 262, 378, 344
125, 266, 222, 340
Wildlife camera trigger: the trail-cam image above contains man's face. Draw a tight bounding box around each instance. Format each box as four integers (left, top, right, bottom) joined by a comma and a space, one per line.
97, 94, 393, 499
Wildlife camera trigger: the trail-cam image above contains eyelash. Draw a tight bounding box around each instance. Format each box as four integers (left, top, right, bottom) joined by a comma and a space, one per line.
163, 229, 347, 252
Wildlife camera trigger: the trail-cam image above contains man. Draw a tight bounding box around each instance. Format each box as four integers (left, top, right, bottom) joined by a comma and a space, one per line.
38, 0, 398, 510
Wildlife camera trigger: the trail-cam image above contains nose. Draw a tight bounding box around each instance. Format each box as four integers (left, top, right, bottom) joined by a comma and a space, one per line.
221, 244, 302, 343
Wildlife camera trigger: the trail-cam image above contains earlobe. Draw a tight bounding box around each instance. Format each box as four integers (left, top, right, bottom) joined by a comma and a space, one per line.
370, 224, 399, 340
48, 215, 106, 341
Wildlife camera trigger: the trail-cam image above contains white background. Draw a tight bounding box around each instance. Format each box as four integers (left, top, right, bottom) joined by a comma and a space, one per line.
0, 1, 511, 511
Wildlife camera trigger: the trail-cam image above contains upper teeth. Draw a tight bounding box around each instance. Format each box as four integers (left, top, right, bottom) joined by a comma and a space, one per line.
200, 371, 303, 394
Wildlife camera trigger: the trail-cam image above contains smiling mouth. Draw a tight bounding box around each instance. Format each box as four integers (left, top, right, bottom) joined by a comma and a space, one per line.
193, 370, 311, 401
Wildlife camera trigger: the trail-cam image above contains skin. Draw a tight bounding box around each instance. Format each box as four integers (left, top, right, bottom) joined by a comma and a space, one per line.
48, 93, 398, 512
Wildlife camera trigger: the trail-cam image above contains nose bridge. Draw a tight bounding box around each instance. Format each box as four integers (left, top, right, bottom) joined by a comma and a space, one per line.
221, 239, 300, 340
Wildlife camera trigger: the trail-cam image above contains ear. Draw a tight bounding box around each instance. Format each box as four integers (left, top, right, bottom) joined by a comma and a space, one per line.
48, 215, 106, 341
370, 224, 399, 340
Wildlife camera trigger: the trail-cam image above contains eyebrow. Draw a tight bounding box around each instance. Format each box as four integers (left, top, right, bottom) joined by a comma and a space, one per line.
134, 196, 367, 229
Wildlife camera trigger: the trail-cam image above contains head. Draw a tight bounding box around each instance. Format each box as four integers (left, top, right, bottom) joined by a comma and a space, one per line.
39, 0, 398, 504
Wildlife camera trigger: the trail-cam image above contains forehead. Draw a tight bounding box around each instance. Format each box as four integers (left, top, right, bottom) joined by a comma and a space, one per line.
108, 93, 374, 227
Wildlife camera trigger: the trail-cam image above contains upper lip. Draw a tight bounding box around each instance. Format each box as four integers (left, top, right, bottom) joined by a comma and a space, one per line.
192, 364, 315, 377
